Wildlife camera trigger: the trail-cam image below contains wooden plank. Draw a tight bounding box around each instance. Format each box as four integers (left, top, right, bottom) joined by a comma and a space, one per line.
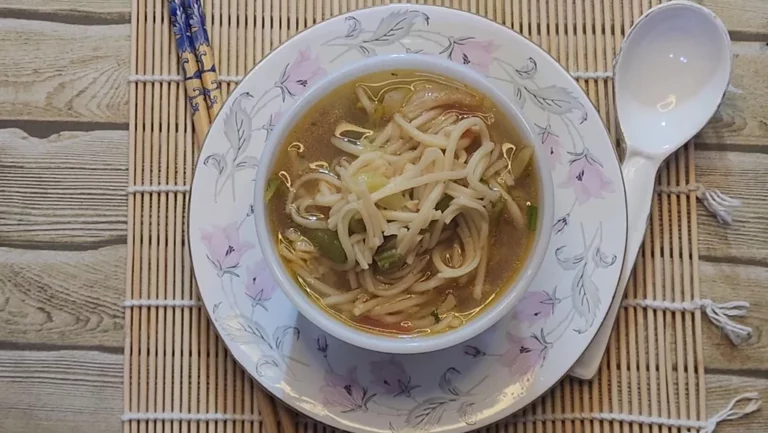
0, 1, 130, 24
706, 373, 768, 433
700, 260, 768, 371
698, 42, 768, 151
2, 0, 765, 39
0, 349, 121, 433
695, 150, 768, 264
0, 19, 130, 123
700, 0, 768, 41
0, 129, 127, 247
0, 245, 124, 348
1, 0, 128, 14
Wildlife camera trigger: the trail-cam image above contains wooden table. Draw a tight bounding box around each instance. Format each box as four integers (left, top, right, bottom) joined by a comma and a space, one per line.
0, 1, 765, 432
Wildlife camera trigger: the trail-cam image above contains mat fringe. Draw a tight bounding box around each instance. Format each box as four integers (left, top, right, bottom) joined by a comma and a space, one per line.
122, 393, 760, 433
122, 297, 752, 346
124, 183, 741, 224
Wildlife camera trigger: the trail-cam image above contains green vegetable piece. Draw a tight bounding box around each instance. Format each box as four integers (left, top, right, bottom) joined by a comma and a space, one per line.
304, 229, 347, 264
435, 195, 452, 212
357, 172, 388, 193
527, 204, 538, 232
357, 172, 407, 209
378, 193, 408, 210
373, 237, 404, 271
373, 248, 404, 272
265, 178, 283, 203
349, 218, 367, 234
430, 309, 441, 323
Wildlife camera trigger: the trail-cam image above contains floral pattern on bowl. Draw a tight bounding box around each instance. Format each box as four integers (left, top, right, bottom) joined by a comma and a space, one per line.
188, 5, 627, 433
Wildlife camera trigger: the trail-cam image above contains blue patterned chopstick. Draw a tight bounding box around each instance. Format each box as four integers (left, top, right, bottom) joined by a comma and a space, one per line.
183, 0, 223, 120
168, 0, 211, 145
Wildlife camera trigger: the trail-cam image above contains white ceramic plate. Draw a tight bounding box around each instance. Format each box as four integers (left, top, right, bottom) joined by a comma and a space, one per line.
189, 5, 627, 432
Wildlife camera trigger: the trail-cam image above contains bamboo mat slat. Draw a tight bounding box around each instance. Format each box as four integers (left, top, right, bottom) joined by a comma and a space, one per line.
126, 1, 707, 432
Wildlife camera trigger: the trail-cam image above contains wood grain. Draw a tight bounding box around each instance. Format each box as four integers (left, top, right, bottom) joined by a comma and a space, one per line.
0, 129, 128, 247
0, 245, 124, 348
695, 150, 768, 264
0, 349, 121, 433
697, 42, 768, 151
700, 0, 768, 40
0, 19, 129, 123
706, 373, 768, 432
0, 1, 129, 25
1, 0, 129, 15
3, 0, 763, 40
700, 259, 768, 371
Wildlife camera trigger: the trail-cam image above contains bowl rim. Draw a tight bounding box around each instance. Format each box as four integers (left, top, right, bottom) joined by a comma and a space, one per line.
253, 53, 554, 354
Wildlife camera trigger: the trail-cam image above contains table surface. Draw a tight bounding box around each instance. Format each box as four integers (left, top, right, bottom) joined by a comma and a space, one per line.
0, 1, 766, 432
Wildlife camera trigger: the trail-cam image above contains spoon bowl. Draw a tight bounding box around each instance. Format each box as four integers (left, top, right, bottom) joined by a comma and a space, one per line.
569, 0, 732, 379
615, 1, 732, 156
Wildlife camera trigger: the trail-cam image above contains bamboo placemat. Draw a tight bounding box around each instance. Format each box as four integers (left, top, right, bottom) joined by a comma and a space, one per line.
125, 1, 718, 432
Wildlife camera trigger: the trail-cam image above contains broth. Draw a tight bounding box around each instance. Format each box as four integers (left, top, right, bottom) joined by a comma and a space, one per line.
266, 70, 538, 337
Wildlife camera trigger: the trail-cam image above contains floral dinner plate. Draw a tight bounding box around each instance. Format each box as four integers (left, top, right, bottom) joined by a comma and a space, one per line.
189, 5, 627, 432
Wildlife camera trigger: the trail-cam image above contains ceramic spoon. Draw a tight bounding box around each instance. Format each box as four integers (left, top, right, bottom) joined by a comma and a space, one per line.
568, 1, 732, 379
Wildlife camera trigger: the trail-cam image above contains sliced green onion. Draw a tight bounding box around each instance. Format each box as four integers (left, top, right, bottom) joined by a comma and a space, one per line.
373, 237, 404, 272
373, 248, 404, 272
526, 204, 538, 232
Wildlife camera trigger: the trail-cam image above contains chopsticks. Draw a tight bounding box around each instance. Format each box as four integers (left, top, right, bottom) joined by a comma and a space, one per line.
168, 0, 210, 145
167, 1, 296, 432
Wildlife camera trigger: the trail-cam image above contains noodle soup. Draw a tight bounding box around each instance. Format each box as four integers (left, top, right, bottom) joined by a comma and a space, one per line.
264, 69, 540, 337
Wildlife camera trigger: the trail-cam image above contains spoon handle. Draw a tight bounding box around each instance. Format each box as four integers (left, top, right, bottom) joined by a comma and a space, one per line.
568, 151, 660, 379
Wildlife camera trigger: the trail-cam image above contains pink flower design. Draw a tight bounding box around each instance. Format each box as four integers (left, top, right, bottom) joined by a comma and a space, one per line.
445, 37, 498, 74
498, 332, 549, 378
536, 124, 564, 171
559, 149, 615, 205
321, 366, 374, 412
514, 291, 558, 324
369, 357, 419, 397
244, 261, 276, 309
277, 48, 327, 99
200, 222, 254, 273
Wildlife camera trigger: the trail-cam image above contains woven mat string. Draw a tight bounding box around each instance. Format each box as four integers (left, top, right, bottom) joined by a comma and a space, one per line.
121, 393, 761, 431
623, 299, 753, 345
123, 297, 752, 346
514, 393, 761, 433
128, 71, 615, 83
656, 184, 742, 225
122, 413, 261, 422
126, 182, 740, 226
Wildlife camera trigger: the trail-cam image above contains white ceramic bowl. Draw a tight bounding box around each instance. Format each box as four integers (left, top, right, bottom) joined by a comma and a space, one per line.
253, 54, 554, 354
